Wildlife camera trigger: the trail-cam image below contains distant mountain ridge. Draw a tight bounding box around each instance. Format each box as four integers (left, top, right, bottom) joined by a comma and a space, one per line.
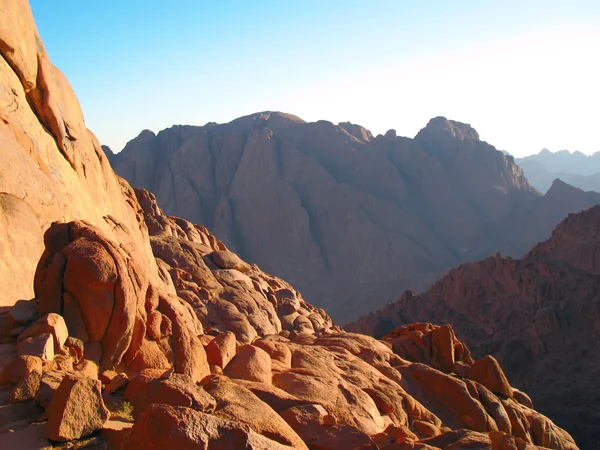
516, 148, 600, 192
108, 112, 600, 323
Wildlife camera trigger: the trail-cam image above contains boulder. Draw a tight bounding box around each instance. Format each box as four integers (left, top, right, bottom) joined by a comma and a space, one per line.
17, 333, 54, 361
123, 372, 216, 418
17, 313, 68, 350
225, 345, 272, 384
35, 370, 67, 408
44, 373, 110, 441
470, 356, 513, 398
280, 404, 376, 450
204, 376, 308, 449
124, 403, 296, 449
9, 370, 42, 403
205, 331, 237, 369
212, 250, 246, 270
0, 355, 42, 384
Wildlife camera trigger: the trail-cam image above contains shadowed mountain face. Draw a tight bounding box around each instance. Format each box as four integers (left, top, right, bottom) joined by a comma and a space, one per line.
109, 113, 600, 323
516, 149, 600, 193
347, 206, 600, 448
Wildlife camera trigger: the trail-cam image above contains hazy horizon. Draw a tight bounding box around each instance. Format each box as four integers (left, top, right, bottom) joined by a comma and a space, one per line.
30, 1, 600, 157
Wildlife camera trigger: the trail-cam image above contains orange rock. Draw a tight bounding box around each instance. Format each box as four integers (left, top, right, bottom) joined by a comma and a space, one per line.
104, 373, 128, 395
102, 419, 133, 450
212, 250, 246, 270
280, 403, 376, 450
76, 359, 99, 380
17, 333, 54, 361
124, 403, 296, 449
430, 324, 455, 373
99, 370, 118, 385
44, 373, 110, 441
225, 345, 272, 384
17, 313, 69, 350
64, 337, 84, 362
127, 338, 170, 374
9, 370, 42, 403
254, 339, 292, 367
123, 372, 215, 418
470, 356, 513, 398
35, 369, 67, 408
204, 376, 308, 449
205, 331, 236, 369
0, 355, 42, 384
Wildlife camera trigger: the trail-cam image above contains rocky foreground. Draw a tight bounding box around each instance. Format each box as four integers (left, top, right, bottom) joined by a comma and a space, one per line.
0, 1, 582, 448
0, 191, 578, 449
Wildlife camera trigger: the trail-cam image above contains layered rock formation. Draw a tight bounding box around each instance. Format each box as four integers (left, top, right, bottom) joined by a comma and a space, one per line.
348, 206, 600, 448
108, 112, 600, 323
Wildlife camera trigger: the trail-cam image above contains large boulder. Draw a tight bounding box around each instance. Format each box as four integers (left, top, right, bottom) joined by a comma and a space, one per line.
124, 403, 296, 449
124, 371, 216, 418
44, 373, 109, 441
225, 345, 272, 384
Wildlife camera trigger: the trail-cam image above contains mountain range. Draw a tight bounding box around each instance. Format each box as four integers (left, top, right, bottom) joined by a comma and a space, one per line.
516, 149, 600, 193
107, 113, 600, 324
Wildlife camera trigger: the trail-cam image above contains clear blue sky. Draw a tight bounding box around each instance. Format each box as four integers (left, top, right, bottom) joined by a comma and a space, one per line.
30, 1, 600, 156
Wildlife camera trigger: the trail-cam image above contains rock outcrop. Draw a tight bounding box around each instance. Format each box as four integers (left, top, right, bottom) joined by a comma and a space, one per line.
348, 206, 600, 448
108, 112, 600, 323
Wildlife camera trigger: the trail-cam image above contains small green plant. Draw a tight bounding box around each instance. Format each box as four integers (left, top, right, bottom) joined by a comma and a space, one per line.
114, 400, 134, 421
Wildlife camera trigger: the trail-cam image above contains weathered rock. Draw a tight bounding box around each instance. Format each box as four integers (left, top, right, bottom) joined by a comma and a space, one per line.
101, 419, 133, 450
225, 345, 272, 384
17, 334, 54, 361
44, 373, 110, 441
9, 370, 41, 403
104, 373, 128, 394
470, 356, 513, 398
204, 376, 308, 449
35, 369, 67, 408
212, 250, 246, 270
205, 331, 237, 369
0, 355, 42, 385
280, 404, 376, 450
123, 372, 216, 418
124, 403, 296, 449
17, 314, 69, 350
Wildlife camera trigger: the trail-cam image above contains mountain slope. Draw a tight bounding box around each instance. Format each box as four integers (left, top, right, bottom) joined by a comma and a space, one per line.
109, 113, 600, 323
347, 205, 600, 448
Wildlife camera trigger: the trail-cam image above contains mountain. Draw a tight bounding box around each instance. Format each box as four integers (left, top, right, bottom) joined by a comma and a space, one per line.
516, 149, 600, 192
109, 113, 600, 323
0, 1, 579, 448
347, 205, 600, 448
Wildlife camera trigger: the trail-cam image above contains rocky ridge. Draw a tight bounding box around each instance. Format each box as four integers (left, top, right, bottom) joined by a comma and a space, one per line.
347, 206, 600, 448
108, 111, 600, 324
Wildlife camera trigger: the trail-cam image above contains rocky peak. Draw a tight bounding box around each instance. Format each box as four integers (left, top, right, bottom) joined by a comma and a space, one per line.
415, 116, 480, 142
227, 111, 305, 132
337, 122, 373, 142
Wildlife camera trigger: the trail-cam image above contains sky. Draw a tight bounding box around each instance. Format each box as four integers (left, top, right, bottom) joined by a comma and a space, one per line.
29, 1, 600, 157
